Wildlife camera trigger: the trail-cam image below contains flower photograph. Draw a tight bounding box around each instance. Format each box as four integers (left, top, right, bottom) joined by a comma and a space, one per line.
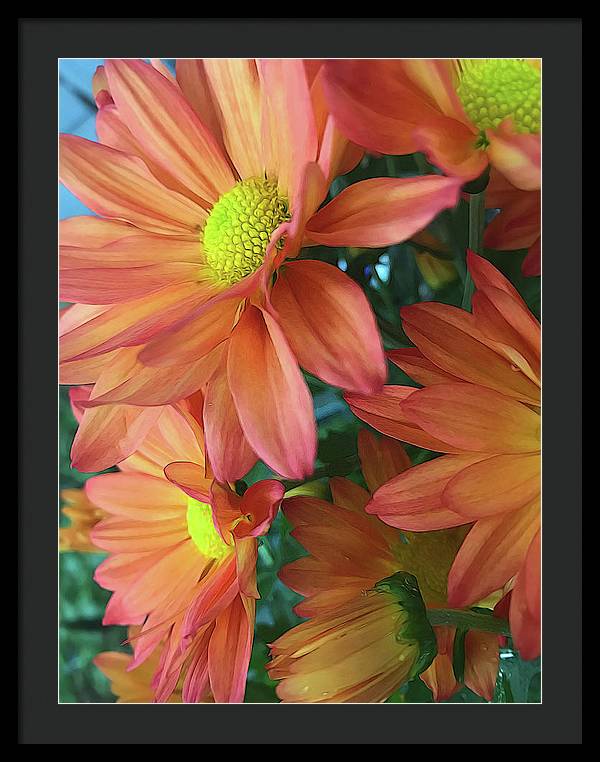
58, 56, 542, 704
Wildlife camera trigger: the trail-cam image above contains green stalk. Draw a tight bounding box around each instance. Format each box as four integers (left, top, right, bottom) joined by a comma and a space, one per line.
427, 608, 511, 637
461, 187, 486, 310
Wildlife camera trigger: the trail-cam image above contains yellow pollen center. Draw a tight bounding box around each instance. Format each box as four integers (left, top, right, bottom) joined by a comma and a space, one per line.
186, 497, 229, 561
457, 59, 541, 135
202, 177, 290, 285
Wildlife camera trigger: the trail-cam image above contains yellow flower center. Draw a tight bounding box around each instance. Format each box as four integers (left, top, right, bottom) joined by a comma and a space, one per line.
186, 497, 229, 561
457, 59, 541, 135
202, 177, 290, 285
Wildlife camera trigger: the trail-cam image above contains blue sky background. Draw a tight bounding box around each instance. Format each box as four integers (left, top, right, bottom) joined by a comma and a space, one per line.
59, 59, 103, 219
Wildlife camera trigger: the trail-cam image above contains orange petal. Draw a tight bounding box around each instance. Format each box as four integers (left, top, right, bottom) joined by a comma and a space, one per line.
105, 59, 235, 205
164, 461, 212, 504
175, 59, 225, 152
487, 120, 540, 191
305, 175, 461, 248
271, 259, 386, 394
329, 478, 370, 514
60, 351, 119, 386
400, 301, 540, 404
203, 365, 257, 483
357, 429, 411, 493
367, 453, 484, 522
468, 251, 540, 359
120, 401, 205, 477
464, 629, 500, 701
386, 347, 461, 386
401, 60, 466, 121
345, 386, 465, 453
60, 283, 206, 362
60, 134, 203, 235
208, 595, 254, 703
182, 558, 239, 637
60, 233, 202, 304
484, 186, 540, 252
60, 215, 145, 247
509, 530, 541, 660
235, 537, 259, 599
420, 626, 460, 701
96, 103, 203, 204
203, 59, 263, 179
138, 297, 237, 368
387, 509, 468, 532
61, 262, 200, 305
413, 120, 487, 181
258, 59, 318, 199
471, 290, 540, 384
86, 472, 186, 518
236, 480, 285, 539
443, 452, 540, 517
400, 383, 540, 454
70, 399, 162, 473
227, 305, 317, 480
87, 346, 224, 408
447, 501, 540, 606
92, 515, 189, 554
322, 59, 445, 156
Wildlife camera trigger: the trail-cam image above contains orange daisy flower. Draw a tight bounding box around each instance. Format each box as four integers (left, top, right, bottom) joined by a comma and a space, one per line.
268, 430, 501, 702
345, 252, 541, 660
323, 59, 540, 191
59, 58, 463, 480
86, 399, 284, 702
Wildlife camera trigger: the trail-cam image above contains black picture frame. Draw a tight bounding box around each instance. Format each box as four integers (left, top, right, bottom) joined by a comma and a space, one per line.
19, 17, 582, 744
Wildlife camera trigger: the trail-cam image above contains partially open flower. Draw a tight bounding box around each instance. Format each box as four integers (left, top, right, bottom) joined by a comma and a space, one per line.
268, 431, 501, 702
269, 572, 436, 703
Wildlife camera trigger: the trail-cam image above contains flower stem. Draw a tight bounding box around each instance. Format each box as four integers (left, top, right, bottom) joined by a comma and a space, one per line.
461, 186, 487, 309
281, 454, 361, 492
427, 608, 510, 637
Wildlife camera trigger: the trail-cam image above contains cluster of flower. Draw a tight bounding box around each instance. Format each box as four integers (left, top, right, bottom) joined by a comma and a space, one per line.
59, 58, 540, 703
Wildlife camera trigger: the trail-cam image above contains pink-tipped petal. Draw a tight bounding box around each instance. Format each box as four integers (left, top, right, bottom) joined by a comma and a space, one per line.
227, 305, 317, 480
105, 59, 235, 205
60, 134, 203, 235
208, 595, 254, 703
257, 59, 318, 198
305, 175, 461, 248
203, 365, 257, 483
487, 120, 540, 191
271, 259, 386, 394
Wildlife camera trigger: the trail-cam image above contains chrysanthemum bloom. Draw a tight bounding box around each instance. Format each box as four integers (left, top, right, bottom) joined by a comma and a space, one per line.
485, 170, 540, 276
59, 487, 105, 552
94, 627, 216, 703
346, 252, 540, 660
60, 58, 463, 480
268, 431, 501, 702
87, 401, 284, 702
323, 59, 540, 191
270, 573, 438, 703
